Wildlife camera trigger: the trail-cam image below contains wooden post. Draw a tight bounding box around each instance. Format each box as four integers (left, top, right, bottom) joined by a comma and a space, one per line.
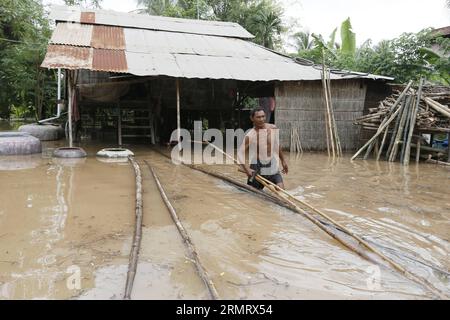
176, 78, 181, 145
68, 70, 73, 148
118, 102, 122, 146
416, 137, 421, 163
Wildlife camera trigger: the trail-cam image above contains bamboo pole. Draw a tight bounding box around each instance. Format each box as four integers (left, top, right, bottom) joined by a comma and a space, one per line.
327, 69, 342, 156
199, 142, 449, 299
403, 79, 424, 165
124, 156, 143, 300
321, 62, 335, 158
416, 137, 421, 163
67, 70, 73, 148
424, 97, 450, 118
365, 117, 390, 160
376, 124, 389, 161
385, 97, 405, 160
400, 96, 415, 163
389, 95, 411, 162
145, 161, 220, 300
351, 81, 414, 160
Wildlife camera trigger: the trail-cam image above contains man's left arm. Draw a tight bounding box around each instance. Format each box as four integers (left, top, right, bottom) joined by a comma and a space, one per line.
272, 124, 288, 174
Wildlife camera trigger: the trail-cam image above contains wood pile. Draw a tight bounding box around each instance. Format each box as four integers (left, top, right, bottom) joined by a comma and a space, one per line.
352, 80, 450, 164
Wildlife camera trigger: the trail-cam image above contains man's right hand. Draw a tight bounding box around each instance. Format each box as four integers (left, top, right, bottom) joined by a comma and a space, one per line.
246, 169, 255, 178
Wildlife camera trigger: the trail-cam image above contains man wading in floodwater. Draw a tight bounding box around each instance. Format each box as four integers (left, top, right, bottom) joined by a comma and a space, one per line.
238, 107, 288, 190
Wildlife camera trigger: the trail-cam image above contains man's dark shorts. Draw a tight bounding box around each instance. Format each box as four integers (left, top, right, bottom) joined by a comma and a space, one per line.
247, 160, 283, 190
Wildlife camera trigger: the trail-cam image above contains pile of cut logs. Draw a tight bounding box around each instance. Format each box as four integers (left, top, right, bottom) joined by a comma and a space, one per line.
352, 80, 450, 165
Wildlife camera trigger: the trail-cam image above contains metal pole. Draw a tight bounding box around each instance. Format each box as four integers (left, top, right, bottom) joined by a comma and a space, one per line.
68, 70, 73, 148
57, 68, 61, 100
176, 78, 181, 145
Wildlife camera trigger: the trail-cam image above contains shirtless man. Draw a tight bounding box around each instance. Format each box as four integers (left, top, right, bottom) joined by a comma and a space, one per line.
238, 107, 288, 190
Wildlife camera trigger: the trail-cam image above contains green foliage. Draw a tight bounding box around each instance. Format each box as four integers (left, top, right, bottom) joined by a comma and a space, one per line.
340, 17, 355, 55
63, 0, 102, 8
138, 0, 285, 50
0, 0, 56, 119
295, 20, 450, 85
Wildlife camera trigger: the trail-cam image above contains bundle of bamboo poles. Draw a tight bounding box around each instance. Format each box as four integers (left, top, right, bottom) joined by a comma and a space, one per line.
321, 62, 342, 158
352, 80, 450, 164
290, 125, 303, 154
354, 84, 450, 133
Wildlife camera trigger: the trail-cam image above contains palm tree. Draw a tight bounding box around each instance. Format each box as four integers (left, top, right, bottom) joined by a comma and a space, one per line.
247, 1, 284, 49
137, 0, 174, 15
293, 31, 314, 51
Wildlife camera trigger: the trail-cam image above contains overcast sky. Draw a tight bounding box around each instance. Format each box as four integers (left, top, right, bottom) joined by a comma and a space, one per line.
44, 0, 450, 49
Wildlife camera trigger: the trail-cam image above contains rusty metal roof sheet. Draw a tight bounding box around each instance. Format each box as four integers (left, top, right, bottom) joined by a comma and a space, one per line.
42, 45, 92, 70
91, 25, 126, 50
49, 5, 254, 39
92, 49, 127, 72
50, 23, 93, 47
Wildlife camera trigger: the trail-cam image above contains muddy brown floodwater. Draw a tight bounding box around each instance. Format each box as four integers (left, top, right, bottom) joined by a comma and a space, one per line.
0, 131, 448, 299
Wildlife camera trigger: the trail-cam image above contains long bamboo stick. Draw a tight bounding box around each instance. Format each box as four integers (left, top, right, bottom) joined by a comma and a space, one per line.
327, 69, 342, 156
322, 61, 335, 158
124, 156, 144, 300
352, 81, 414, 160
400, 96, 415, 163
403, 79, 424, 165
385, 97, 405, 160
376, 124, 390, 161
389, 96, 412, 162
144, 161, 220, 300
424, 97, 450, 118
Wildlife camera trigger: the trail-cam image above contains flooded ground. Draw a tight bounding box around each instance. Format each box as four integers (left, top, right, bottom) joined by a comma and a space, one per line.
0, 126, 448, 299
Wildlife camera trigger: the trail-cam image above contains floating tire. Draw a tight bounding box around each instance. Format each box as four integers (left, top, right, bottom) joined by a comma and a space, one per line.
0, 132, 42, 155
53, 147, 87, 158
96, 148, 134, 158
18, 123, 63, 141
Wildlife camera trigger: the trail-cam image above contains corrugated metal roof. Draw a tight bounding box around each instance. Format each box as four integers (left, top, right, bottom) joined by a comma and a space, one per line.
50, 23, 93, 47
91, 25, 125, 49
49, 5, 254, 39
42, 45, 92, 70
92, 49, 127, 72
43, 8, 394, 81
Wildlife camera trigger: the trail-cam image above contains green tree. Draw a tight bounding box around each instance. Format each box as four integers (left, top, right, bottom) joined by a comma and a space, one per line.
245, 0, 284, 49
0, 0, 56, 119
63, 0, 103, 8
136, 0, 285, 49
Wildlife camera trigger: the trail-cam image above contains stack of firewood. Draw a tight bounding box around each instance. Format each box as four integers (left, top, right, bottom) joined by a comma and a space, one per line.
352, 80, 450, 165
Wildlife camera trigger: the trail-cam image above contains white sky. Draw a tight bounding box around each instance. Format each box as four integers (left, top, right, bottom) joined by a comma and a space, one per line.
44, 0, 450, 50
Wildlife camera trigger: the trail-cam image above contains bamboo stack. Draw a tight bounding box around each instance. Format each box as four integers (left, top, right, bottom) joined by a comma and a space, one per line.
290, 125, 303, 154
352, 80, 450, 164
321, 62, 342, 158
